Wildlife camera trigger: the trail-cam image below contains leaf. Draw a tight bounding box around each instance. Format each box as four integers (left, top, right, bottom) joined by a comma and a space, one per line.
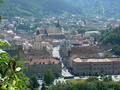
0, 40, 11, 46
8, 87, 16, 90
0, 1, 5, 3
12, 80, 16, 85
0, 61, 8, 67
18, 81, 24, 89
14, 74, 19, 83
0, 85, 7, 90
0, 53, 10, 61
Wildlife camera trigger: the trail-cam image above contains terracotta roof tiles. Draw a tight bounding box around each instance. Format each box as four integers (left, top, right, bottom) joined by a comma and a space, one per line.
28, 58, 59, 65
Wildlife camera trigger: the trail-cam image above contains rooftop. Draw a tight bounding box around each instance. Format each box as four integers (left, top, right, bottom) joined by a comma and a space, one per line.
27, 58, 60, 65
73, 58, 120, 63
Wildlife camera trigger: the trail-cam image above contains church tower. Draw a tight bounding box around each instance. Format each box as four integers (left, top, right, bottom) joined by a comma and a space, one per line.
34, 30, 42, 50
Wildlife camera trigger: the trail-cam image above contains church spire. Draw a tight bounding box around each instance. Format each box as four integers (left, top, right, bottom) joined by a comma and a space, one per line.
36, 30, 40, 35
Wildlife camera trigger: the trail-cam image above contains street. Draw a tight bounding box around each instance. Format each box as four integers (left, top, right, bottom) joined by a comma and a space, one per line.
52, 46, 73, 77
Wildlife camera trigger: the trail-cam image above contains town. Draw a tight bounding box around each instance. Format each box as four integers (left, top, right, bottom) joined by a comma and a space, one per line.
0, 14, 120, 89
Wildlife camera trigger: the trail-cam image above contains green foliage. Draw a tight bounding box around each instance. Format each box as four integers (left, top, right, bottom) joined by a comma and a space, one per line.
77, 25, 98, 35
41, 83, 46, 90
94, 72, 99, 76
103, 76, 112, 82
86, 76, 99, 82
99, 26, 120, 56
0, 40, 30, 89
104, 53, 112, 57
43, 70, 55, 85
48, 77, 120, 90
0, 1, 4, 3
67, 0, 120, 17
112, 44, 120, 56
29, 74, 39, 90
1, 0, 120, 17
0, 0, 82, 17
16, 24, 31, 32
71, 30, 76, 35
99, 26, 120, 45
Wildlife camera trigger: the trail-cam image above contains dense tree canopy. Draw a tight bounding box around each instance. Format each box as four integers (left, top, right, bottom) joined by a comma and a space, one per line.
29, 74, 40, 90
43, 70, 55, 85
99, 26, 120, 45
48, 76, 120, 90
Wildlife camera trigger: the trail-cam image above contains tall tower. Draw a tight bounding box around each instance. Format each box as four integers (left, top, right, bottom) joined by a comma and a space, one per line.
34, 30, 42, 41
34, 30, 42, 49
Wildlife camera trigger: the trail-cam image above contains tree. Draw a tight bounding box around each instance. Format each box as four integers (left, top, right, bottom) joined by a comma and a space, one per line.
104, 53, 112, 57
0, 40, 30, 89
82, 72, 85, 76
71, 30, 76, 35
29, 74, 40, 90
43, 70, 55, 85
103, 76, 112, 82
94, 72, 99, 76
86, 76, 99, 82
112, 44, 120, 56
89, 72, 91, 76
0, 1, 4, 3
41, 83, 46, 90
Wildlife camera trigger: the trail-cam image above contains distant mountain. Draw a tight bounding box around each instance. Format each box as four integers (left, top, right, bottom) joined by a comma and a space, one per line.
0, 0, 120, 17
66, 0, 120, 17
0, 0, 82, 17
0, 0, 42, 17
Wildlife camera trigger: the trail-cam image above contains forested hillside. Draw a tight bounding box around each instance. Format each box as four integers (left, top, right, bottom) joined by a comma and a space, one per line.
99, 26, 120, 45
0, 0, 120, 17
0, 0, 82, 17
67, 0, 120, 17
99, 26, 120, 56
0, 0, 44, 17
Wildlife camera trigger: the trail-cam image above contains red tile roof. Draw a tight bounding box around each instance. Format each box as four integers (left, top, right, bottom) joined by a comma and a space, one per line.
28, 58, 59, 65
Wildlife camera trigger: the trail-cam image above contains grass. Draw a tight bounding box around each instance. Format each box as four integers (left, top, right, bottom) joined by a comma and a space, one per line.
67, 79, 86, 83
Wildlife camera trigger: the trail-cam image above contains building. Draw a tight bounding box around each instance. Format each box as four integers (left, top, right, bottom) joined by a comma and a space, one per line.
2, 44, 25, 60
84, 31, 101, 37
72, 57, 120, 75
34, 41, 52, 50
25, 58, 61, 78
34, 21, 65, 40
27, 46, 52, 59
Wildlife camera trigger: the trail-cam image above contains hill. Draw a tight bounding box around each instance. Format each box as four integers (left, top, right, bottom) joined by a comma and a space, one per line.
67, 0, 120, 17
0, 0, 82, 17
1, 0, 120, 18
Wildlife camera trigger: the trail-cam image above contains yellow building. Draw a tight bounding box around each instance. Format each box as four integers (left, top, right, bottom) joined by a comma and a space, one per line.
72, 58, 120, 75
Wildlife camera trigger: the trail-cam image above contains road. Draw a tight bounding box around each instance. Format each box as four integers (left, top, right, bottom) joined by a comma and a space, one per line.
52, 46, 73, 77
52, 46, 60, 58
38, 46, 75, 89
